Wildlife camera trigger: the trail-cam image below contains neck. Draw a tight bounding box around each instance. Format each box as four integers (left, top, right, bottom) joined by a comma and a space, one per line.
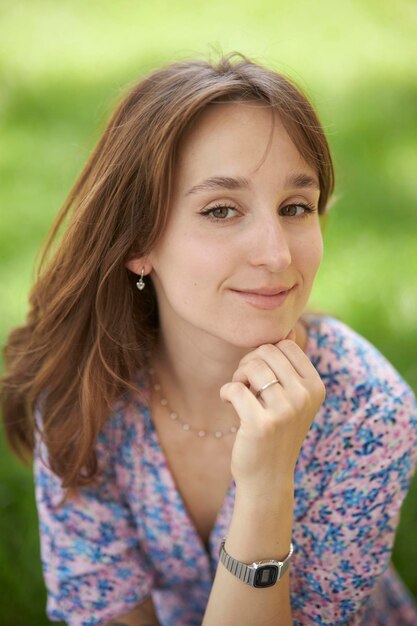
152, 334, 241, 430
149, 319, 308, 430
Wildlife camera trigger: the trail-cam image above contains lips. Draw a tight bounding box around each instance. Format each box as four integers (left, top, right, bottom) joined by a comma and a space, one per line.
234, 286, 293, 296
230, 285, 296, 310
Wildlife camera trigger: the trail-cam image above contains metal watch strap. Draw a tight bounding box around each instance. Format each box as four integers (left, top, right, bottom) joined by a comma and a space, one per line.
219, 539, 294, 587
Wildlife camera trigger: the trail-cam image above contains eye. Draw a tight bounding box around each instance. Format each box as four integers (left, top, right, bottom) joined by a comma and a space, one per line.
280, 203, 316, 218
200, 204, 238, 221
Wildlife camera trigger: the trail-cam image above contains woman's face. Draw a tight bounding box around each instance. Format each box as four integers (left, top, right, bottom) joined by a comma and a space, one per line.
145, 102, 323, 349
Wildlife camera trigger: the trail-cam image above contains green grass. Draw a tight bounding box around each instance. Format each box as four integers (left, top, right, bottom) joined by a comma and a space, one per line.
1, 1, 416, 623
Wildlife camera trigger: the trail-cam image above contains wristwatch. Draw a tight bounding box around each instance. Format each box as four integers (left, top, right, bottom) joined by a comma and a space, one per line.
219, 539, 293, 588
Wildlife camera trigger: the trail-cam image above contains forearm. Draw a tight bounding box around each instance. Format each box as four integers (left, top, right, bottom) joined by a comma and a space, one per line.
104, 621, 158, 626
202, 485, 294, 626
102, 596, 161, 626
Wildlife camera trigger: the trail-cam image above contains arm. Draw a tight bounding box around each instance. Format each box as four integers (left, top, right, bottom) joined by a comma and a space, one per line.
289, 385, 417, 625
34, 409, 154, 626
103, 596, 160, 626
203, 485, 295, 626
286, 320, 417, 625
202, 336, 326, 626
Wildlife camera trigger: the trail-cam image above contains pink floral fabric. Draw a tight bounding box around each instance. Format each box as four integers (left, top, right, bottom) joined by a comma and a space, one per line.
34, 315, 417, 625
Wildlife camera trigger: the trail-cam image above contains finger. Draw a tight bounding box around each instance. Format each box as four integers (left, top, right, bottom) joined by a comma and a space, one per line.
275, 339, 318, 380
220, 381, 265, 425
257, 342, 325, 409
235, 345, 301, 390
232, 357, 285, 397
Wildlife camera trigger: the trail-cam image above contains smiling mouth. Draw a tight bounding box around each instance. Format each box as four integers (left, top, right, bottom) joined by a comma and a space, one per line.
230, 285, 296, 309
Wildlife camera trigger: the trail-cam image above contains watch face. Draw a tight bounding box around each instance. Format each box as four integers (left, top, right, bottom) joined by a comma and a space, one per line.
254, 564, 279, 588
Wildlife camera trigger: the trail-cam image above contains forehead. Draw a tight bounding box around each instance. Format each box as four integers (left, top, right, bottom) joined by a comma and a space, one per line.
174, 102, 315, 188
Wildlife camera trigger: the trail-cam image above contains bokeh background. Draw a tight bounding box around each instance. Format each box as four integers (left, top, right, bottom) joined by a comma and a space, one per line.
1, 1, 416, 624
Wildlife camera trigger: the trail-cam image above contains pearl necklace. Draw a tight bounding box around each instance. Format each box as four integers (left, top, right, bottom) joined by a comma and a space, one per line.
149, 367, 239, 439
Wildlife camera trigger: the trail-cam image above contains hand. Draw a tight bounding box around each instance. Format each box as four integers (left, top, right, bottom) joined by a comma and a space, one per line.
220, 330, 325, 495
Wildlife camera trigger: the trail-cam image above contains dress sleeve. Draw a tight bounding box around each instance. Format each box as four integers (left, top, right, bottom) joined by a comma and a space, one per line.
34, 407, 154, 626
291, 333, 417, 625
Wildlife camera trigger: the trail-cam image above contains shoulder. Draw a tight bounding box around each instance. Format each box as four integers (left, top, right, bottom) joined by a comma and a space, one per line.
34, 372, 151, 502
304, 313, 415, 407
302, 314, 417, 469
297, 315, 417, 511
97, 371, 151, 465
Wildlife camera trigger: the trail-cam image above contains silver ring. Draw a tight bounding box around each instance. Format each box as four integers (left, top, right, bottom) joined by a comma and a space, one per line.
255, 378, 281, 399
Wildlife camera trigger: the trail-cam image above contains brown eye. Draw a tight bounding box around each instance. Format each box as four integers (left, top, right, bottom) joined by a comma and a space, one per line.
201, 205, 238, 221
280, 203, 315, 218
211, 207, 231, 219
281, 205, 298, 217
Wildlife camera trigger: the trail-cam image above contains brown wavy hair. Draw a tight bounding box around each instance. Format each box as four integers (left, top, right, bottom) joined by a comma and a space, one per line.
1, 52, 334, 488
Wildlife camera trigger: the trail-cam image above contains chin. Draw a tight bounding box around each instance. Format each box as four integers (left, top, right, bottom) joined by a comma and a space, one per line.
229, 327, 290, 350
250, 335, 287, 349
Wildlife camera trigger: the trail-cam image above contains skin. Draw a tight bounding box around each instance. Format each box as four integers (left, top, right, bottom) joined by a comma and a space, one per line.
107, 623, 154, 626
103, 596, 160, 625
127, 101, 324, 432
125, 101, 326, 625
147, 103, 322, 351
106, 621, 155, 625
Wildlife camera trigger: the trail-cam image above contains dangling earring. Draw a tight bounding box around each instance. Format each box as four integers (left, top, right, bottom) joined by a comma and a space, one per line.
136, 267, 146, 291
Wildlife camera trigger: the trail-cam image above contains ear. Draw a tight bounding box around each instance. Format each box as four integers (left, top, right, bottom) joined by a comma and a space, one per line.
125, 257, 152, 276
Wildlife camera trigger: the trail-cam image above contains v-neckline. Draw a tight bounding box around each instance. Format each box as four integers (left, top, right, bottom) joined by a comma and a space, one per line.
141, 393, 235, 561
138, 316, 318, 560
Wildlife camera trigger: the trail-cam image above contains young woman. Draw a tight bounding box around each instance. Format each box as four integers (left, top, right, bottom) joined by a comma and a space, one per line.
2, 53, 417, 626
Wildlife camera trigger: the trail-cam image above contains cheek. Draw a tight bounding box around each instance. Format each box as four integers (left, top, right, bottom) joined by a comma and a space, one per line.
293, 230, 323, 275
151, 234, 227, 297
311, 236, 324, 269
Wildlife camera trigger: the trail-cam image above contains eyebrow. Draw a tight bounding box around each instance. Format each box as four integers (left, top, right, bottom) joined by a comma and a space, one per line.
185, 176, 249, 196
287, 173, 320, 190
184, 172, 320, 196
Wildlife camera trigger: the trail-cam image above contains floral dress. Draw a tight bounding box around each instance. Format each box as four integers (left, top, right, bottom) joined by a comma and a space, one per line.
34, 315, 417, 625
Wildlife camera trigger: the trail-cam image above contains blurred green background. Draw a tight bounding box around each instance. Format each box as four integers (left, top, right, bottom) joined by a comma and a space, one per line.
1, 1, 416, 624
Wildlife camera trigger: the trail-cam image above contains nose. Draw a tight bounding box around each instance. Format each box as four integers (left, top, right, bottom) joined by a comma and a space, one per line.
249, 215, 292, 271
